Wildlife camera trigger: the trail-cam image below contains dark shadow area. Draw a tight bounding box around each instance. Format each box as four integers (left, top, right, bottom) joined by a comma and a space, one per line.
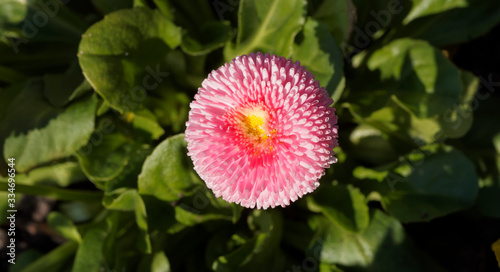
405, 211, 500, 272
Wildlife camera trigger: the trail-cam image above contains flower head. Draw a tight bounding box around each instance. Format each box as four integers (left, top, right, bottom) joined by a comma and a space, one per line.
185, 52, 338, 209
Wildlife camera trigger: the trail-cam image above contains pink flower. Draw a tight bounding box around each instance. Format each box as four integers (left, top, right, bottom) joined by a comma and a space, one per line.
185, 52, 338, 209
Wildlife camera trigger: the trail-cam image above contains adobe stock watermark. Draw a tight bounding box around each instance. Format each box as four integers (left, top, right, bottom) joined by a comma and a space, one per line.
8, 0, 71, 54
212, 0, 240, 21
341, 0, 404, 63
6, 158, 17, 265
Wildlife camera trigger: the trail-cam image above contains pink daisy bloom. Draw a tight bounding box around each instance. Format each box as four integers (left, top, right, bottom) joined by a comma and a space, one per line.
185, 52, 338, 209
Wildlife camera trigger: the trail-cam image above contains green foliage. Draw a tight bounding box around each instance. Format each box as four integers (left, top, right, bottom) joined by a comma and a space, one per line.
2, 80, 97, 172
138, 134, 198, 202
355, 145, 479, 222
223, 0, 306, 60
351, 38, 462, 118
293, 17, 345, 99
47, 212, 82, 243
1, 0, 499, 271
307, 183, 369, 232
78, 7, 181, 113
308, 210, 445, 271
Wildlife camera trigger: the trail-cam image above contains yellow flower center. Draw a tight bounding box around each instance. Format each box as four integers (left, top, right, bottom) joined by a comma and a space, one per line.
243, 114, 268, 141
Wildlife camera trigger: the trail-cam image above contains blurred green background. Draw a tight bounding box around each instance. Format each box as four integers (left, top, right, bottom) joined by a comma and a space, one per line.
1, 0, 500, 271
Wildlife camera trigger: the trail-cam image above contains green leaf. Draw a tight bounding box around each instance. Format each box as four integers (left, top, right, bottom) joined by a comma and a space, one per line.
138, 134, 198, 202
403, 0, 469, 23
345, 95, 442, 150
309, 210, 444, 271
13, 161, 86, 187
153, 0, 174, 20
131, 110, 165, 140
150, 251, 171, 272
137, 232, 171, 271
106, 145, 153, 194
76, 133, 131, 186
47, 211, 82, 243
43, 74, 92, 108
103, 189, 139, 210
351, 38, 462, 118
101, 212, 146, 270
348, 0, 410, 48
181, 21, 235, 56
0, 77, 25, 123
212, 210, 284, 271
173, 187, 238, 226
72, 227, 107, 272
437, 70, 479, 139
353, 166, 388, 182
143, 78, 192, 132
78, 7, 181, 113
223, 0, 306, 60
293, 17, 344, 98
346, 124, 399, 165
0, 181, 103, 201
21, 241, 78, 272
389, 0, 500, 46
475, 151, 500, 218
379, 145, 479, 222
77, 132, 152, 190
134, 0, 148, 7
346, 71, 478, 149
103, 189, 151, 253
0, 0, 27, 26
2, 80, 97, 172
311, 0, 351, 44
319, 263, 345, 272
59, 200, 103, 223
308, 184, 369, 232
492, 239, 500, 268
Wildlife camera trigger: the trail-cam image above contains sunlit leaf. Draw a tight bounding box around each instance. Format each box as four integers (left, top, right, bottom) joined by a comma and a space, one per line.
308, 183, 369, 232
78, 7, 181, 113
223, 0, 306, 60
350, 38, 462, 118
2, 79, 97, 172
312, 0, 351, 45
293, 18, 344, 99
72, 226, 107, 272
138, 134, 198, 202
47, 211, 82, 243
